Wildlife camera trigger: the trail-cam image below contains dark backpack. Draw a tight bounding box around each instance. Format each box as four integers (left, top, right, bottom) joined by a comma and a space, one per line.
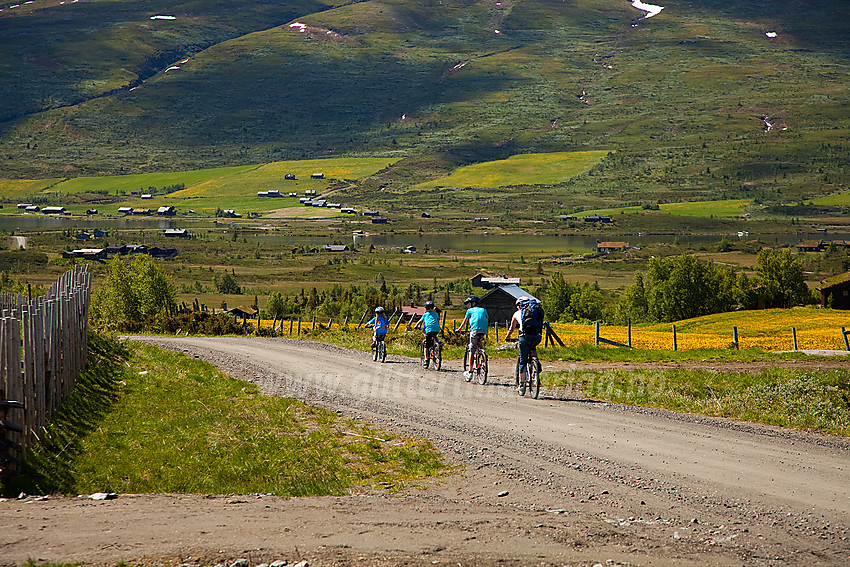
520, 301, 544, 335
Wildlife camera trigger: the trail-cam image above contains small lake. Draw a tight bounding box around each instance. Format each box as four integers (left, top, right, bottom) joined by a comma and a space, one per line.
0, 215, 840, 254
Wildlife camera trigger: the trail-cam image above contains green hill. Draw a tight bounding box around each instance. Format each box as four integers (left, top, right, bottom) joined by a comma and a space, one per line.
1, 0, 848, 214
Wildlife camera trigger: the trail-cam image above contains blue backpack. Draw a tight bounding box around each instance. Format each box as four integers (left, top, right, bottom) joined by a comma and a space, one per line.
521, 300, 544, 335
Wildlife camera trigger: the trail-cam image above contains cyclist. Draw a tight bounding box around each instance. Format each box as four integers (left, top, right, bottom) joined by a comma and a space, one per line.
457, 295, 488, 379
365, 306, 389, 349
415, 300, 442, 362
504, 296, 544, 393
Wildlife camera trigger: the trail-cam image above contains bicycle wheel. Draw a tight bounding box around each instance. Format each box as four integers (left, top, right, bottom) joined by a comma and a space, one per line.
515, 359, 520, 388
463, 346, 469, 372
432, 343, 442, 371
420, 341, 428, 368
372, 342, 378, 361
379, 341, 386, 363
463, 347, 473, 381
476, 350, 488, 385
528, 358, 540, 399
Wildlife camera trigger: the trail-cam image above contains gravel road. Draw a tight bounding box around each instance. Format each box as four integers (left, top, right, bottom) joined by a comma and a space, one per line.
2, 336, 849, 567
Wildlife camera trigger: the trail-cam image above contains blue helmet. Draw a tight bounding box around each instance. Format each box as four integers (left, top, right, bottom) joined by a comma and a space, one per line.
424, 300, 435, 309
464, 296, 480, 305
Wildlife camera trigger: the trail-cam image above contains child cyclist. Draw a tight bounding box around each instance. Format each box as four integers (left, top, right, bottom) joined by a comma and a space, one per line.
456, 295, 488, 379
365, 306, 389, 349
415, 300, 441, 365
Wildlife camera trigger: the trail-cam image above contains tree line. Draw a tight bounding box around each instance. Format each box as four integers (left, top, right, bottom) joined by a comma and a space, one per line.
543, 249, 813, 325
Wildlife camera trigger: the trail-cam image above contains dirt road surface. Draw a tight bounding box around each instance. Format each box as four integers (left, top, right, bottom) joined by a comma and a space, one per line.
2, 337, 849, 567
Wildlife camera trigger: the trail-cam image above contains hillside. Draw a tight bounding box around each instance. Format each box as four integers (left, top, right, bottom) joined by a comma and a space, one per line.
1, 0, 848, 214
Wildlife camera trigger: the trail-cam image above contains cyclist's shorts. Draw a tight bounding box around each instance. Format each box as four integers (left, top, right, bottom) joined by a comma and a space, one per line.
374, 333, 386, 341
425, 332, 440, 349
469, 331, 486, 349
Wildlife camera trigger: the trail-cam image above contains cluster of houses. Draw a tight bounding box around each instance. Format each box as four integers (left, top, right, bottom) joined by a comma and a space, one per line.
17, 204, 69, 214
63, 244, 179, 261
559, 214, 613, 223
117, 205, 176, 216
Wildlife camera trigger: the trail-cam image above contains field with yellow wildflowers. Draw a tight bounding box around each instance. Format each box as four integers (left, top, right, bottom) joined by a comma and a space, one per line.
549, 307, 850, 352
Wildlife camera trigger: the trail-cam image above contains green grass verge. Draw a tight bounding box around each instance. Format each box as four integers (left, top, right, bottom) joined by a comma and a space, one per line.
3, 333, 447, 497
549, 367, 850, 436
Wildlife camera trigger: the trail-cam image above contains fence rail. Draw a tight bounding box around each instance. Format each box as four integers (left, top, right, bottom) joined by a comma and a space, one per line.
0, 266, 92, 477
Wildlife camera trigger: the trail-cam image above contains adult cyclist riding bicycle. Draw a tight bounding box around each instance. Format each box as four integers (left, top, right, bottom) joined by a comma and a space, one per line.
504, 296, 544, 393
457, 295, 488, 379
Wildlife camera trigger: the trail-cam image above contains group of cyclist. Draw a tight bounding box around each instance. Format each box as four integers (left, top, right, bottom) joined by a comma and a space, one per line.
365, 294, 543, 393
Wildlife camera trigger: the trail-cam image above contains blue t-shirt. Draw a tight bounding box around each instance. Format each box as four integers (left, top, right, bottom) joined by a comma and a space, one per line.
466, 306, 488, 333
368, 315, 389, 334
421, 310, 441, 333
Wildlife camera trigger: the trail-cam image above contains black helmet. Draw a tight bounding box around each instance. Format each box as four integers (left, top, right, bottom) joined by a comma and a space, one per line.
424, 300, 435, 309
464, 295, 480, 305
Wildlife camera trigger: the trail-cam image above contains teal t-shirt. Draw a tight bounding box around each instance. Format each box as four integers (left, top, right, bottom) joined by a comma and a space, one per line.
421, 310, 441, 333
466, 306, 488, 333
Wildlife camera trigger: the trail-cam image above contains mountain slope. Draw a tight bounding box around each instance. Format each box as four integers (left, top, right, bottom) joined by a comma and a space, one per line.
0, 0, 847, 210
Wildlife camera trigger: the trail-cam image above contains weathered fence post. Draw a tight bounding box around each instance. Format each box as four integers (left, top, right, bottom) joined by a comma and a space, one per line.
595, 321, 600, 347
732, 326, 739, 350
672, 324, 677, 351
792, 327, 798, 351
627, 318, 632, 348
842, 327, 850, 351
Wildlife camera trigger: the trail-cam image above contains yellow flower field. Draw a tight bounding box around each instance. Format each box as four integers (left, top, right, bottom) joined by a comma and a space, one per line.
548, 307, 850, 352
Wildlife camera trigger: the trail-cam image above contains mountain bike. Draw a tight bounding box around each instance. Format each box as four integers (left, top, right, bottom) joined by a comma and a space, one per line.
420, 337, 442, 370
463, 341, 488, 384
508, 338, 542, 399
516, 348, 541, 398
372, 336, 387, 362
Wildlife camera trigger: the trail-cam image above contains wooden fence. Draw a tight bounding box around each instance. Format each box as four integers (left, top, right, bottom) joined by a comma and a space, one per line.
0, 266, 92, 477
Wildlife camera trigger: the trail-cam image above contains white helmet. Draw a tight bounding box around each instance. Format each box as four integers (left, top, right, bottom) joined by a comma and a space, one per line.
516, 296, 530, 306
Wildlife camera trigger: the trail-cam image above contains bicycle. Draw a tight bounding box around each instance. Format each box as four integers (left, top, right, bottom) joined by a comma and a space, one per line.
463, 342, 488, 384
508, 338, 542, 399
372, 337, 387, 362
420, 337, 442, 370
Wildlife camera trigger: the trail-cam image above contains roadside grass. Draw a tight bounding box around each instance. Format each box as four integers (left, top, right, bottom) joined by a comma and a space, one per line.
4, 333, 447, 497
549, 367, 850, 436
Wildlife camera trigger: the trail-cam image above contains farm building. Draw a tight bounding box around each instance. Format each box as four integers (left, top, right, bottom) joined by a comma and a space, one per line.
118, 207, 132, 215
157, 205, 176, 215
93, 229, 109, 238
797, 240, 824, 252
471, 273, 521, 290
817, 272, 850, 309
86, 209, 98, 215
132, 208, 151, 215
75, 232, 91, 240
362, 209, 380, 216
371, 217, 388, 224
227, 306, 258, 320
311, 173, 324, 179
323, 244, 349, 252
25, 205, 40, 212
41, 206, 66, 214
164, 228, 189, 238
479, 284, 540, 328
17, 203, 33, 209
62, 248, 107, 260
285, 174, 296, 180
596, 241, 629, 253
149, 246, 179, 258
584, 214, 612, 223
